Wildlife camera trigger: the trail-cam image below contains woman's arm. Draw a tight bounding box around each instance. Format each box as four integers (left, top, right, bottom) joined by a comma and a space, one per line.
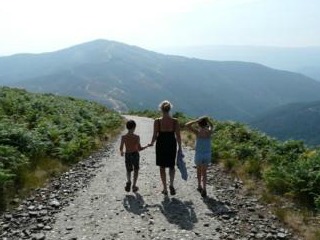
150, 119, 159, 146
175, 119, 182, 151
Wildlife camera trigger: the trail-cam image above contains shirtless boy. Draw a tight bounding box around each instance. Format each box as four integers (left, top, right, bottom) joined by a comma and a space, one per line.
120, 120, 149, 192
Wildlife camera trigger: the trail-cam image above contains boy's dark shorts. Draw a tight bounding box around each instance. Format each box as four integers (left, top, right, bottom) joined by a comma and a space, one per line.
125, 152, 140, 172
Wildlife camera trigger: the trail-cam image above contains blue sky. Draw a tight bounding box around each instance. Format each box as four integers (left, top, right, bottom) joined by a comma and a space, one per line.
0, 0, 319, 56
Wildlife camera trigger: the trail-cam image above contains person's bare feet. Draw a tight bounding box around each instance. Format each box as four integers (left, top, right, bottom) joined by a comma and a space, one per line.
169, 185, 176, 195
132, 186, 139, 192
125, 181, 131, 192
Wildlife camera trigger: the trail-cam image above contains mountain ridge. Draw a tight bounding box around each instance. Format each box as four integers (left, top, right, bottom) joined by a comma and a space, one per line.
156, 45, 320, 81
250, 100, 320, 146
1, 39, 320, 122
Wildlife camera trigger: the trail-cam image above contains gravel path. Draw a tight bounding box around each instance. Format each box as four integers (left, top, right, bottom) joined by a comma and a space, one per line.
45, 115, 221, 240
0, 115, 300, 240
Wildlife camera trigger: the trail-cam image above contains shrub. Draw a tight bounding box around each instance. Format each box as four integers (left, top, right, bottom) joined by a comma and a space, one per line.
0, 87, 122, 211
264, 151, 320, 208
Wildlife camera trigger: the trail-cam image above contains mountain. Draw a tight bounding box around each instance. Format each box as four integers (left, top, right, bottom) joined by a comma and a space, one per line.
156, 45, 320, 81
1, 39, 320, 122
250, 101, 320, 146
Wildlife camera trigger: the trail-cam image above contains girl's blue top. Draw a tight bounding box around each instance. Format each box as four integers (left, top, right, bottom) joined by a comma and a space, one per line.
195, 137, 211, 160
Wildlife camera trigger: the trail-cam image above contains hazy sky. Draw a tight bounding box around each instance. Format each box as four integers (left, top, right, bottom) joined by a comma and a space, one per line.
1, 0, 319, 56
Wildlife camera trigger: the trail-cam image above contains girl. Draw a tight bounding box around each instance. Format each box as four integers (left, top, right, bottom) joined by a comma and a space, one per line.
185, 116, 214, 197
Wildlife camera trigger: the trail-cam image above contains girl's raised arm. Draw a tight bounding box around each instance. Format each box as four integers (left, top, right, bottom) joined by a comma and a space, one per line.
185, 119, 199, 134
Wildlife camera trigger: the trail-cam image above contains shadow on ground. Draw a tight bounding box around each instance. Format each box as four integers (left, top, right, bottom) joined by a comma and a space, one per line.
123, 194, 198, 230
123, 193, 147, 215
160, 197, 198, 230
203, 196, 236, 218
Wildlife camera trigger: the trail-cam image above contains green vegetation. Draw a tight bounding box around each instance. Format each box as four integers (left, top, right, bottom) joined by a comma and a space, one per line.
128, 110, 160, 119
0, 87, 122, 210
211, 120, 320, 210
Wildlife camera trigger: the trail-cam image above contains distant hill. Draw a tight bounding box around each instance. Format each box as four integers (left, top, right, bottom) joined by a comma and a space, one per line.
250, 101, 320, 146
157, 45, 320, 81
1, 39, 320, 122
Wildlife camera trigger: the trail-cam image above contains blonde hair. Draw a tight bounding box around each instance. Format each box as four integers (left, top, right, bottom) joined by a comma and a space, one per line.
159, 100, 172, 113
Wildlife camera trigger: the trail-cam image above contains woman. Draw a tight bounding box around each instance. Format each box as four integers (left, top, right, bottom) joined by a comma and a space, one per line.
150, 100, 182, 195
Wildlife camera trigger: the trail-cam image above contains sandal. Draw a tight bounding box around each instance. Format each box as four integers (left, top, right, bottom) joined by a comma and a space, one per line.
161, 190, 168, 195
169, 186, 176, 195
197, 186, 203, 193
132, 186, 139, 192
201, 189, 207, 198
125, 182, 131, 192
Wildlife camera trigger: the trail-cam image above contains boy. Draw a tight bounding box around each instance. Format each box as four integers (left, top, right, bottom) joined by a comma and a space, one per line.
120, 120, 149, 192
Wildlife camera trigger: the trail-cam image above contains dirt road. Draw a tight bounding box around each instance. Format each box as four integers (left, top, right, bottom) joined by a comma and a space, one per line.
45, 115, 223, 240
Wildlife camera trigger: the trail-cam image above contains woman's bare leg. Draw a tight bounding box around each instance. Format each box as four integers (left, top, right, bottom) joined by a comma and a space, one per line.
126, 171, 131, 183
169, 167, 176, 195
160, 167, 167, 192
169, 167, 175, 187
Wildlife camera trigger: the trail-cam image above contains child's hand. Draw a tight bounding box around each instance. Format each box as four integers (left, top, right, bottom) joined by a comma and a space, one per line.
142, 144, 152, 150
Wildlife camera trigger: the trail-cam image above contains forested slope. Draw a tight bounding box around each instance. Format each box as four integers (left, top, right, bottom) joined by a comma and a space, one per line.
0, 87, 122, 209
250, 101, 320, 146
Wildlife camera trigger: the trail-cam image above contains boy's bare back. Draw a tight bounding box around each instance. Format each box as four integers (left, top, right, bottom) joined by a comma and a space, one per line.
121, 133, 141, 154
